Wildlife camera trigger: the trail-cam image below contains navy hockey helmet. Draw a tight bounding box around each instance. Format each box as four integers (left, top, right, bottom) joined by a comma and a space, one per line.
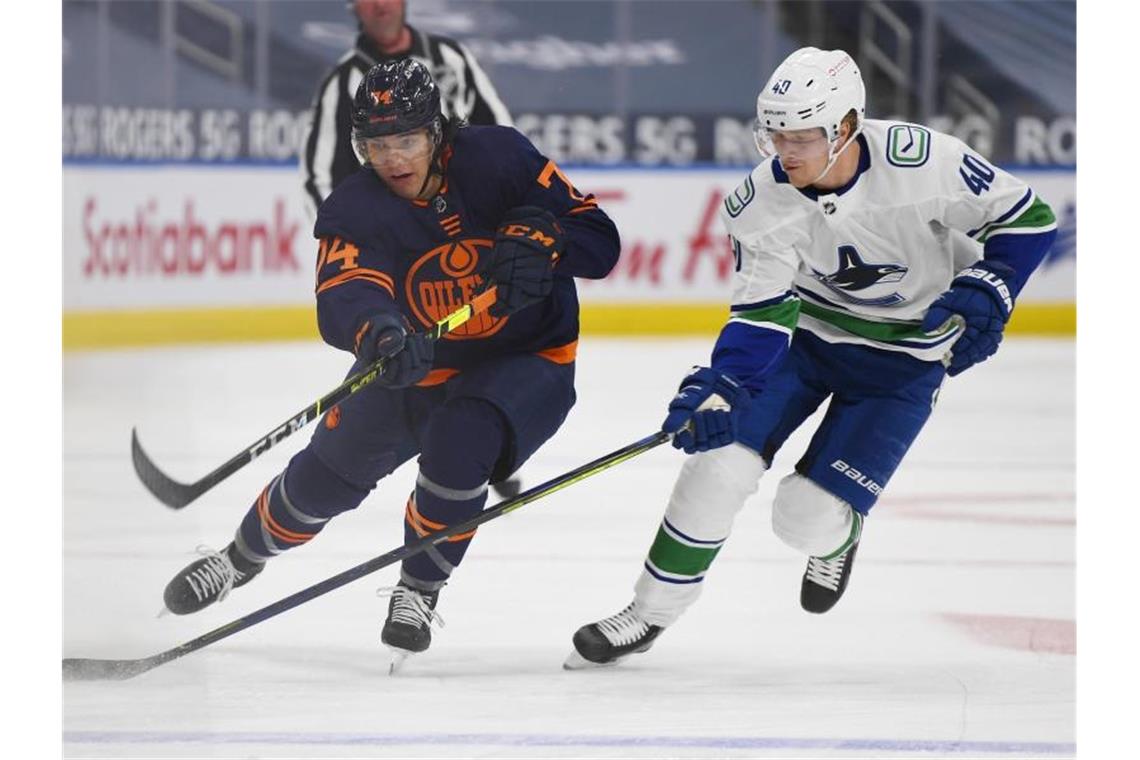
351, 58, 441, 141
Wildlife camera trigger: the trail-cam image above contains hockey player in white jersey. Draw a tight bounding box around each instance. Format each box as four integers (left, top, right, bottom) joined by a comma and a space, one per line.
566, 47, 1057, 668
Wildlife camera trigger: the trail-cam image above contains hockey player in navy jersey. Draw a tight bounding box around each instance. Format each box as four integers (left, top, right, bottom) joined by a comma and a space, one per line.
567, 47, 1058, 669
162, 58, 620, 666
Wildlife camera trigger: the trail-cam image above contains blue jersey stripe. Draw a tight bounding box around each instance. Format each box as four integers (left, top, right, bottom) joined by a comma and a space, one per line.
643, 562, 705, 585
968, 188, 1033, 238
731, 291, 796, 313
663, 517, 726, 546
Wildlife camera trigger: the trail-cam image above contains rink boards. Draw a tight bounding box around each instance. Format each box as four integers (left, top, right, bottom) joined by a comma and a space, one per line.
62, 164, 1076, 349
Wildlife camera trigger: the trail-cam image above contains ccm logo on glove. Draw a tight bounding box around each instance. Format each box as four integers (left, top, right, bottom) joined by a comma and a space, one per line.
500, 223, 560, 253
486, 206, 565, 317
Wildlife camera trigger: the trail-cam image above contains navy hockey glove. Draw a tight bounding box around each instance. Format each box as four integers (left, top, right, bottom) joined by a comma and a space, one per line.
921, 260, 1016, 377
661, 367, 752, 454
353, 312, 435, 388
487, 206, 564, 318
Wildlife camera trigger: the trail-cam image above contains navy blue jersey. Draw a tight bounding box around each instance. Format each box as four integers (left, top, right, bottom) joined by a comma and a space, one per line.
313, 125, 620, 384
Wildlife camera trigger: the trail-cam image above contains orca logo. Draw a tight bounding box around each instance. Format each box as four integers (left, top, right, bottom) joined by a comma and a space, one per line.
811, 245, 908, 307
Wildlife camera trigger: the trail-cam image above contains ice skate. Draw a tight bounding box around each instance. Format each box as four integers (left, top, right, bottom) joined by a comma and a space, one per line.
801, 540, 859, 614
564, 603, 663, 670
378, 583, 444, 674
162, 543, 264, 615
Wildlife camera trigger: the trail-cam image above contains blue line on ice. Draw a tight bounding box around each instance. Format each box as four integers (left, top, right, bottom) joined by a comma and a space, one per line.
63, 731, 1075, 754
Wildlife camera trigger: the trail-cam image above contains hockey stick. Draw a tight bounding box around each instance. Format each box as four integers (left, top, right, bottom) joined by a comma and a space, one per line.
131, 287, 498, 510
64, 430, 670, 681
936, 314, 967, 368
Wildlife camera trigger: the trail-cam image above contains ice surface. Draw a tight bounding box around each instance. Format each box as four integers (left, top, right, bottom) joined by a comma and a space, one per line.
63, 337, 1075, 758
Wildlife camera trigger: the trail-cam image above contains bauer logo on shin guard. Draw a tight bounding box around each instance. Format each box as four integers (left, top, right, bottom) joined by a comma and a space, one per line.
830, 459, 883, 495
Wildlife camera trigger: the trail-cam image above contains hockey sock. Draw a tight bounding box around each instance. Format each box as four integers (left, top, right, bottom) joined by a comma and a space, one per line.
634, 444, 766, 627
233, 448, 370, 562
400, 398, 505, 590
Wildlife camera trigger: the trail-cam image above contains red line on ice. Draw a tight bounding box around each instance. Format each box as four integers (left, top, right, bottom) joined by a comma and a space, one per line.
880, 492, 1075, 526
940, 612, 1075, 655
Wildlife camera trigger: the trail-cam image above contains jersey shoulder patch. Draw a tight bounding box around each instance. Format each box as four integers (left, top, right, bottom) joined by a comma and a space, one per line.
884, 124, 932, 168
724, 173, 756, 218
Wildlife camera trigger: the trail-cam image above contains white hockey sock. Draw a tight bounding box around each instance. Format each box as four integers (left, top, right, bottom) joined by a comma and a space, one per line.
633, 444, 766, 627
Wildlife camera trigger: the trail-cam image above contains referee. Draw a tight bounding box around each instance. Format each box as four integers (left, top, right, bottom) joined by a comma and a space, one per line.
300, 0, 511, 220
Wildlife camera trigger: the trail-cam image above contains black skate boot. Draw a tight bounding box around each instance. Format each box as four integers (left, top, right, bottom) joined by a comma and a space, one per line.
800, 540, 859, 614
379, 582, 444, 673
163, 543, 264, 615
564, 603, 663, 670
491, 476, 523, 499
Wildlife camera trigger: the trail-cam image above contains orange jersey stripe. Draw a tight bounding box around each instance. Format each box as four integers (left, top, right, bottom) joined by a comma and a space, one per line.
405, 495, 478, 543
353, 321, 371, 353
415, 368, 461, 387
408, 495, 447, 531
257, 487, 316, 544
316, 268, 395, 297
406, 349, 575, 390
536, 340, 578, 365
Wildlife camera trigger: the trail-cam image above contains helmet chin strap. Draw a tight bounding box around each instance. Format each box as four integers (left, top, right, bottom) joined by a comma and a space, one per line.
808, 124, 863, 187
415, 120, 446, 199
415, 167, 437, 200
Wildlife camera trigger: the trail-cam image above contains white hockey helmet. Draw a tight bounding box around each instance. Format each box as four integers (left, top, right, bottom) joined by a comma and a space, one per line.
754, 47, 866, 170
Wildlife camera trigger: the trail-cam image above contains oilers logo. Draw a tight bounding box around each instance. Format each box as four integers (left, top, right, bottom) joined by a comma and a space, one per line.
810, 245, 908, 307
405, 238, 505, 339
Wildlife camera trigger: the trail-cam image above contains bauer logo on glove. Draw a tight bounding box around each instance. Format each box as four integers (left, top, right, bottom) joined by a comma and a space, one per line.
955, 266, 1013, 313
921, 259, 1017, 377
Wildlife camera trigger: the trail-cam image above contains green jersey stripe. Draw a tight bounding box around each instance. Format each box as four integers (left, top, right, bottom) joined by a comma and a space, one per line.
799, 301, 953, 344
731, 298, 801, 330
978, 197, 1057, 243
647, 525, 723, 577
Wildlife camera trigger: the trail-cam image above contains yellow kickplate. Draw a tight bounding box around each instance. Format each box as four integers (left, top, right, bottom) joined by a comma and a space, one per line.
63, 302, 1075, 351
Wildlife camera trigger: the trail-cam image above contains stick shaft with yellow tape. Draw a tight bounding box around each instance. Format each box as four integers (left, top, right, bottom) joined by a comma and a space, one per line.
131, 287, 498, 510
65, 429, 668, 681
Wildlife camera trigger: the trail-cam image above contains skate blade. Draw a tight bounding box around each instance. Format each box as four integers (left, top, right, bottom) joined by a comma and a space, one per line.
562, 649, 617, 671
386, 647, 414, 676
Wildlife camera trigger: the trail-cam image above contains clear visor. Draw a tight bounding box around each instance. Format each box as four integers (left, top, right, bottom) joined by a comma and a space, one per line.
353, 127, 435, 168
752, 121, 832, 162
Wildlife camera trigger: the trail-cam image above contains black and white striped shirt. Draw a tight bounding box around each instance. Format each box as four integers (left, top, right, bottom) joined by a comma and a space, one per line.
300, 28, 511, 220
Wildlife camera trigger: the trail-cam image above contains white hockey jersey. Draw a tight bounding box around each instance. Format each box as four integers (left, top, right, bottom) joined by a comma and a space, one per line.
719, 119, 1056, 363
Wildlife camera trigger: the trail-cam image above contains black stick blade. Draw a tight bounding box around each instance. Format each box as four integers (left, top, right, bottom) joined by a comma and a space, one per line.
131, 428, 204, 510
63, 656, 158, 682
